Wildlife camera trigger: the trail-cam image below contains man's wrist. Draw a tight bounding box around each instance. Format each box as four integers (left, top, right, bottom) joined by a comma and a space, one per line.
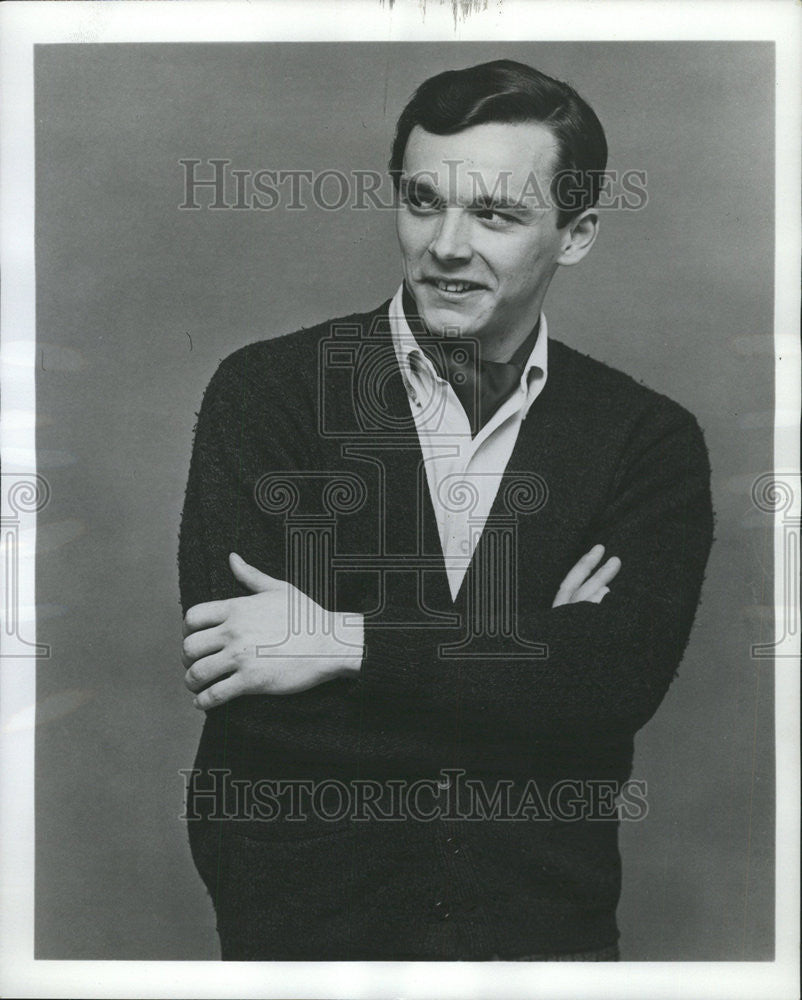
328, 610, 364, 678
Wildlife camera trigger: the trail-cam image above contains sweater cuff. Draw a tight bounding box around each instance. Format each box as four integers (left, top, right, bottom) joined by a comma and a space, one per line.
358, 624, 425, 701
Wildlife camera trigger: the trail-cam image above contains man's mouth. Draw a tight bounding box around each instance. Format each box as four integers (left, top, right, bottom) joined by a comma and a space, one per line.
424, 278, 484, 294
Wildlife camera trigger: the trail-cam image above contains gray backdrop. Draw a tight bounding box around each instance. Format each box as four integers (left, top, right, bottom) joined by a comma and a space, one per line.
34, 42, 775, 960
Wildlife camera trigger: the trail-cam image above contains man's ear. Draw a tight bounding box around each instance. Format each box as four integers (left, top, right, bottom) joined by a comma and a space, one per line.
557, 209, 599, 266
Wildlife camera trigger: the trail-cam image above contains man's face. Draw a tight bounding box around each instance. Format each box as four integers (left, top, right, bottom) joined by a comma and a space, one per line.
395, 121, 568, 354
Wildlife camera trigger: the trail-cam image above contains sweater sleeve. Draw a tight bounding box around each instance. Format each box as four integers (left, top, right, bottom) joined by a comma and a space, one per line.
353, 401, 715, 743
178, 352, 297, 620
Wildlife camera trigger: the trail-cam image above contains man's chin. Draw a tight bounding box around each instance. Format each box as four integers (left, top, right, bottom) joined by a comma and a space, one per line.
416, 298, 485, 339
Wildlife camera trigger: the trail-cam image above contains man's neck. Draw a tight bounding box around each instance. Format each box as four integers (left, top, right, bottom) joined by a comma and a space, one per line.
481, 321, 541, 364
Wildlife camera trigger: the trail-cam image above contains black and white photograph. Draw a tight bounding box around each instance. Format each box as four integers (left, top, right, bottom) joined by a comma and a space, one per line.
0, 1, 799, 997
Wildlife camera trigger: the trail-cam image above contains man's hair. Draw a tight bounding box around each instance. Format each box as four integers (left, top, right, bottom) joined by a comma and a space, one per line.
389, 59, 608, 228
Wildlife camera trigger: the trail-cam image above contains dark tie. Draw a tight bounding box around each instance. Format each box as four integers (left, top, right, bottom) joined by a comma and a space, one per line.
401, 284, 540, 437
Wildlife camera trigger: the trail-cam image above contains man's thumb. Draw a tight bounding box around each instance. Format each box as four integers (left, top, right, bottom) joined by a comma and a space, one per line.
229, 552, 276, 593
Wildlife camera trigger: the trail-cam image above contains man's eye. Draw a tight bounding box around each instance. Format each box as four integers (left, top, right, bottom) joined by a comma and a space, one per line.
475, 207, 515, 224
402, 187, 441, 211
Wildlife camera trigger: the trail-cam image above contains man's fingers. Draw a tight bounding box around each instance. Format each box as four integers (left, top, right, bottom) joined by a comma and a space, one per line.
552, 544, 606, 607
552, 549, 621, 608
572, 556, 621, 604
183, 600, 229, 637
581, 585, 610, 605
184, 649, 235, 693
181, 626, 225, 670
192, 673, 248, 712
594, 555, 621, 587
229, 552, 282, 594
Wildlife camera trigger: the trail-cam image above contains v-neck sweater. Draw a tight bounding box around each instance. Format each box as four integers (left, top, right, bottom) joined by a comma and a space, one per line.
179, 297, 714, 960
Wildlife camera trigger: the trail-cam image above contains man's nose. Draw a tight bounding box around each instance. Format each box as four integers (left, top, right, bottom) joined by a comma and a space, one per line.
428, 208, 472, 263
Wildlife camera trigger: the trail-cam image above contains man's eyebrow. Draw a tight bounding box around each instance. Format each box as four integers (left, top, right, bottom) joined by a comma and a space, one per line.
469, 192, 533, 213
399, 175, 442, 197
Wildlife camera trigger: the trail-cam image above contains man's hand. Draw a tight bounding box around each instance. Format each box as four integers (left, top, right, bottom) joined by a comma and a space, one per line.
182, 553, 364, 711
551, 544, 621, 608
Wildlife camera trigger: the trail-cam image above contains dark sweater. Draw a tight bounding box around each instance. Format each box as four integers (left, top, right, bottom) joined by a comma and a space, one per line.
179, 298, 714, 960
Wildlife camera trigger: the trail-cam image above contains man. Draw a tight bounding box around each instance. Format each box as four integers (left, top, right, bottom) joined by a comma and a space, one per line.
179, 60, 713, 961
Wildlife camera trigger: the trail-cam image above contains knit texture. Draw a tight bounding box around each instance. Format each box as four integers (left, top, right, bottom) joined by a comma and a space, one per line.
179, 298, 714, 960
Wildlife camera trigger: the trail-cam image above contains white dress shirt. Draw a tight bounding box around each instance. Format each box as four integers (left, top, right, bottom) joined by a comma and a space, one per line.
388, 284, 549, 601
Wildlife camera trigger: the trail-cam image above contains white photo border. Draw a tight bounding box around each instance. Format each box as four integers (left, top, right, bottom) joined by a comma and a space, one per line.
1, 1, 799, 998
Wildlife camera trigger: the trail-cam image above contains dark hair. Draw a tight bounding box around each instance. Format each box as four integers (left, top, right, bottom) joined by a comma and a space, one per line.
389, 59, 607, 228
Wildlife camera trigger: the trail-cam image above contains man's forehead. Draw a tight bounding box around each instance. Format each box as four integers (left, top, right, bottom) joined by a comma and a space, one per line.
402, 121, 560, 200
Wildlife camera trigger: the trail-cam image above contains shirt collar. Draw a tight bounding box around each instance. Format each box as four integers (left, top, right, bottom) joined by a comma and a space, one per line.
389, 284, 434, 383
388, 283, 549, 411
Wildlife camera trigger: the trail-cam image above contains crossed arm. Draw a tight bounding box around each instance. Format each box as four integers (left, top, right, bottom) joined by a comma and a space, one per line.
179, 354, 713, 743
181, 545, 622, 711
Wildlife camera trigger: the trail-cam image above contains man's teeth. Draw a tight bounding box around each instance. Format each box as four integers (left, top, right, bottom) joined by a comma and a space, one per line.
435, 280, 479, 292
